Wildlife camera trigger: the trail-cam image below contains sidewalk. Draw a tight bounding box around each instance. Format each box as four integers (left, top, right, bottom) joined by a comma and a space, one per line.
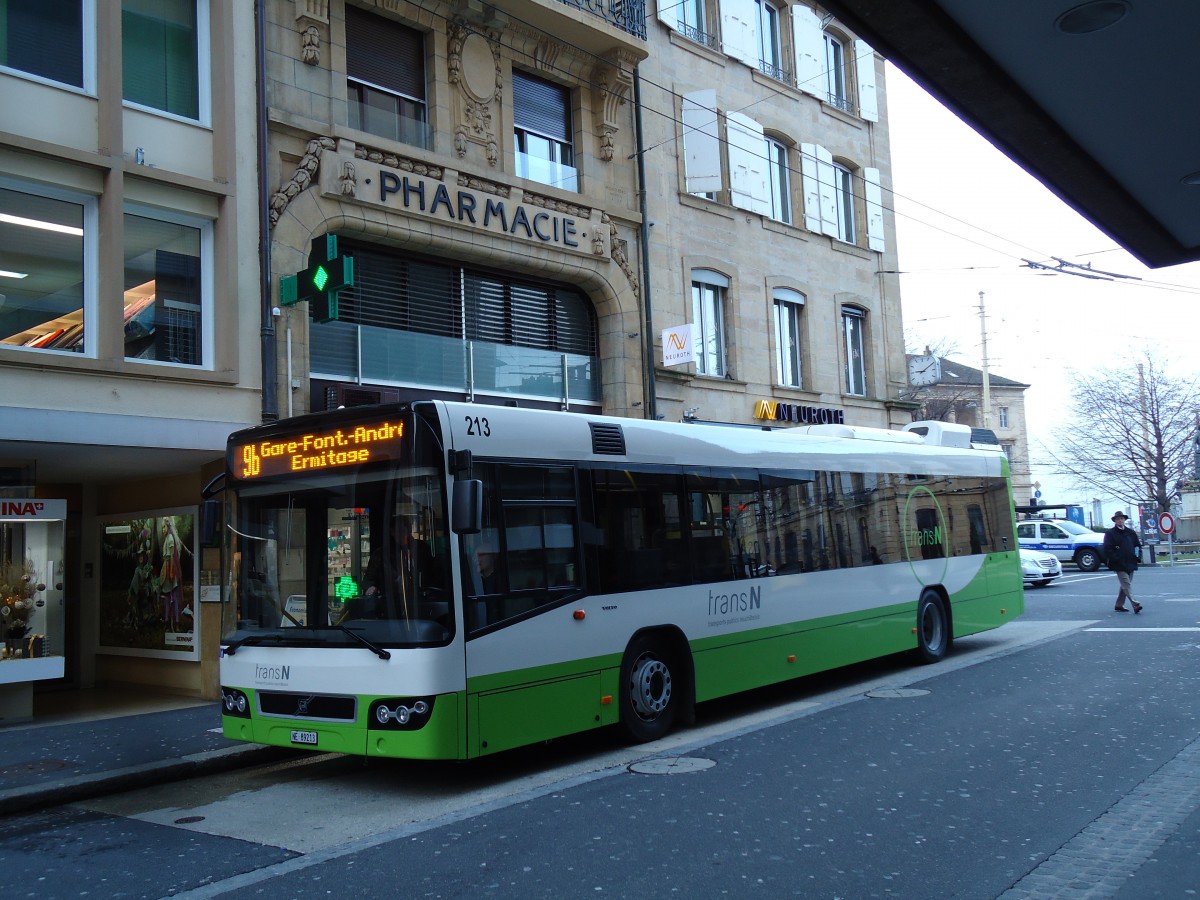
0, 693, 289, 816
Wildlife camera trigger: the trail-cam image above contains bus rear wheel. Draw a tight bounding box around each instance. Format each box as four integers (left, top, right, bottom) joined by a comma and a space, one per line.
619, 636, 679, 743
915, 591, 949, 664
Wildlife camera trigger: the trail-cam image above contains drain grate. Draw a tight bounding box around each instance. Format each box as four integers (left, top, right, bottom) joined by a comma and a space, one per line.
866, 688, 931, 699
629, 756, 716, 775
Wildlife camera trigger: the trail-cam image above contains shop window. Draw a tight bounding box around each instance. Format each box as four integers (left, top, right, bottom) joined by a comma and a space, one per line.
0, 0, 85, 88
0, 183, 89, 353
123, 209, 209, 366
513, 70, 577, 192
346, 6, 428, 149
122, 0, 205, 122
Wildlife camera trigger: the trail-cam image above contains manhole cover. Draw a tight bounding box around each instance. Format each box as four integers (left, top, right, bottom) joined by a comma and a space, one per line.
0, 759, 72, 776
629, 756, 716, 775
866, 688, 931, 699
174, 816, 206, 825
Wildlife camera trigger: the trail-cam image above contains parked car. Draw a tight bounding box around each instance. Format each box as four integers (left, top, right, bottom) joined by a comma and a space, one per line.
1020, 548, 1063, 588
1016, 518, 1105, 571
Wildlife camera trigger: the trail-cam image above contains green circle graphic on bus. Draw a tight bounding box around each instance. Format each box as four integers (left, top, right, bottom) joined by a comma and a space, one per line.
903, 485, 949, 586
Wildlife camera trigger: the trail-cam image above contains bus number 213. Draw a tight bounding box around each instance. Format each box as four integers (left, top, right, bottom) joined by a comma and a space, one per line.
466, 415, 491, 437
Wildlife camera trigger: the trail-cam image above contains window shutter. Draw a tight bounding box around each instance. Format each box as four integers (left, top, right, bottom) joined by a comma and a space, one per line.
810, 144, 838, 236
855, 40, 878, 122
800, 143, 822, 232
726, 112, 770, 216
346, 6, 426, 100
791, 5, 824, 97
655, 0, 680, 30
682, 90, 723, 194
721, 0, 760, 67
513, 71, 570, 140
863, 167, 885, 251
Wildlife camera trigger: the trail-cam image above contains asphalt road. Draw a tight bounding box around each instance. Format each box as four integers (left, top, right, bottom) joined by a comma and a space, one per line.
5, 563, 1199, 899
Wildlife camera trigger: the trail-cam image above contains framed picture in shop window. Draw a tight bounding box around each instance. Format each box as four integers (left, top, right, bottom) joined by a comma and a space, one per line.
97, 507, 199, 660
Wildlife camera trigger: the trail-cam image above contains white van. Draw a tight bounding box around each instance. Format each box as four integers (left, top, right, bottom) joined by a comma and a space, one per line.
1016, 519, 1105, 571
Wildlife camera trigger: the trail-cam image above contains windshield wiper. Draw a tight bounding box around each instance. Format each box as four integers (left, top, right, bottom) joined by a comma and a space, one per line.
222, 632, 288, 656
339, 625, 392, 660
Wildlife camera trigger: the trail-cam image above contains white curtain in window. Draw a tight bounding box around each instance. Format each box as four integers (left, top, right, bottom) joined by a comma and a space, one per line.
726, 112, 771, 215
682, 90, 723, 194
721, 0, 760, 67
791, 5, 824, 97
863, 167, 885, 251
855, 40, 879, 121
801, 143, 838, 236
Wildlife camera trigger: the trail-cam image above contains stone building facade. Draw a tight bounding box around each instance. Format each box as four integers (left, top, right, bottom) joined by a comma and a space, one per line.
0, 2, 262, 716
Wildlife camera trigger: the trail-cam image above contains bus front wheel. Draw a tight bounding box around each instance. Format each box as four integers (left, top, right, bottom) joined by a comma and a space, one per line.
915, 591, 950, 664
619, 636, 679, 743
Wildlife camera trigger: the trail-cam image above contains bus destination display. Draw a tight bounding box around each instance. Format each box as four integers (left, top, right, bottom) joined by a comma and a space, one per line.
233, 421, 405, 480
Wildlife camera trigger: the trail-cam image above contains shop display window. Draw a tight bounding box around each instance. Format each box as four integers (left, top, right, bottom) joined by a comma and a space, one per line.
0, 500, 66, 683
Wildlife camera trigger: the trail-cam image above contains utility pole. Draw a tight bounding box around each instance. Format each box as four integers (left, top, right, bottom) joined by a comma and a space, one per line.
978, 291, 991, 428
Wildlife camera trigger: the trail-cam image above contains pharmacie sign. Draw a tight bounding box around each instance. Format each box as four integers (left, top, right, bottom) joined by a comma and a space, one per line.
753, 400, 845, 425
326, 154, 605, 258
0, 499, 67, 521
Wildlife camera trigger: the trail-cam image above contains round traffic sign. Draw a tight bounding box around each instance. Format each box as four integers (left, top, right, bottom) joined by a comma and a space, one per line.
1033, 490, 1042, 499
1159, 512, 1176, 535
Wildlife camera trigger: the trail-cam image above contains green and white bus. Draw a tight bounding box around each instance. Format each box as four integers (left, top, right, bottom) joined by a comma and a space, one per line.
218, 401, 1022, 758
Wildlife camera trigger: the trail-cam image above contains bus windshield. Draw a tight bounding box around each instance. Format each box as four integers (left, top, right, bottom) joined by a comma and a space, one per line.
223, 408, 452, 648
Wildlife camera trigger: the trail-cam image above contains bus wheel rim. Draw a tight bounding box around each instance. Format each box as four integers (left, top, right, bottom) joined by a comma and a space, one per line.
630, 656, 671, 719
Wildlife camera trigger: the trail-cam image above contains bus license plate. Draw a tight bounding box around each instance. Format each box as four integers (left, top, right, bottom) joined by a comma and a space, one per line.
290, 730, 318, 746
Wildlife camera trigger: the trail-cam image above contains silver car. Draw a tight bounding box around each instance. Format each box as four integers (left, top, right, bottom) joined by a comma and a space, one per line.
1020, 548, 1063, 588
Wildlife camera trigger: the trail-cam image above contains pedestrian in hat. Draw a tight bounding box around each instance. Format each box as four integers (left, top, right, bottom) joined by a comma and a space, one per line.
1102, 511, 1143, 613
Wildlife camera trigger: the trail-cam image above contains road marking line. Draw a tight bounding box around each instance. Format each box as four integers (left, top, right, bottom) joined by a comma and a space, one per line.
1086, 627, 1200, 632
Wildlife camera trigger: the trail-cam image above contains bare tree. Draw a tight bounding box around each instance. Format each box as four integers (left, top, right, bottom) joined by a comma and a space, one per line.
1057, 352, 1200, 513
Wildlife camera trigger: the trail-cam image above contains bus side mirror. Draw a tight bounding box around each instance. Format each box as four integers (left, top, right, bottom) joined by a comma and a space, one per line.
452, 480, 483, 535
200, 499, 222, 547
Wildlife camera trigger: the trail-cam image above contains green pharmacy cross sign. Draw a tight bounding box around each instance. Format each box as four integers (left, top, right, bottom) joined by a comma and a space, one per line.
280, 234, 354, 322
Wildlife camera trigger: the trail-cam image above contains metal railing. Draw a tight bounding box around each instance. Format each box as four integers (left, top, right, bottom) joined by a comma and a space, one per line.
560, 0, 647, 39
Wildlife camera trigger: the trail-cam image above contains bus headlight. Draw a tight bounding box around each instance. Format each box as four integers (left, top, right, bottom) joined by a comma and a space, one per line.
221, 687, 251, 719
368, 697, 434, 731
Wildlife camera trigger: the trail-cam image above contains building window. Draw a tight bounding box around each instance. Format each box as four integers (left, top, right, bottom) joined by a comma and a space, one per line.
691, 269, 728, 377
773, 288, 803, 387
312, 241, 599, 404
346, 6, 428, 149
122, 0, 204, 121
755, 0, 786, 81
513, 71, 577, 192
123, 209, 208, 366
841, 306, 866, 396
766, 137, 791, 224
0, 1, 85, 87
824, 31, 849, 111
681, 0, 716, 47
0, 183, 89, 353
998, 406, 1010, 428
832, 162, 856, 243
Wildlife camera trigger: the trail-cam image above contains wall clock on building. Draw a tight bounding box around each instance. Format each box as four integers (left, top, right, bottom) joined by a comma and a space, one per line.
907, 355, 942, 386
